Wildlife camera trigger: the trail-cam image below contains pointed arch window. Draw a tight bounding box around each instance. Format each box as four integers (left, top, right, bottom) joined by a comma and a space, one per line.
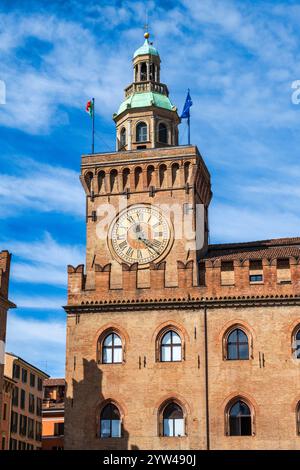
100, 403, 121, 438
102, 333, 122, 364
158, 122, 168, 143
228, 400, 252, 436
160, 330, 182, 362
136, 122, 147, 142
226, 328, 249, 360
293, 326, 300, 359
162, 402, 184, 437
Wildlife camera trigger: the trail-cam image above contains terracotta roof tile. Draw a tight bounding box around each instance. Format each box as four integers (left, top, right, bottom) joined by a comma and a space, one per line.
204, 237, 300, 262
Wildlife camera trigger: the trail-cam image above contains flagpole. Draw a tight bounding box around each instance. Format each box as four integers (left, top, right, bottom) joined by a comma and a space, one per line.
188, 114, 190, 145
92, 97, 95, 154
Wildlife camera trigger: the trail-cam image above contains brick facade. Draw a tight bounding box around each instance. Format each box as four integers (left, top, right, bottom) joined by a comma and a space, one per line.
64, 35, 300, 450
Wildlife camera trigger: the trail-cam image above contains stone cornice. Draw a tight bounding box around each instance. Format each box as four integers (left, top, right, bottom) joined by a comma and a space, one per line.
64, 295, 300, 314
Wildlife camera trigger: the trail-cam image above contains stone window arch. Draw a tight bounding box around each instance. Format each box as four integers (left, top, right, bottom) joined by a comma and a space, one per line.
184, 161, 191, 184
158, 400, 186, 437
134, 166, 143, 189
122, 168, 130, 191
97, 330, 124, 364
155, 325, 185, 362
225, 397, 254, 436
223, 325, 252, 360
147, 165, 155, 187
292, 324, 300, 359
84, 171, 93, 192
120, 127, 126, 149
158, 122, 168, 144
171, 163, 180, 186
160, 330, 182, 362
136, 121, 148, 142
296, 401, 300, 435
140, 62, 147, 81
159, 164, 167, 188
110, 169, 118, 193
99, 402, 121, 438
98, 171, 106, 194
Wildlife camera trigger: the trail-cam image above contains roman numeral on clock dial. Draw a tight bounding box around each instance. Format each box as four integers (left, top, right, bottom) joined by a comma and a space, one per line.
110, 205, 172, 265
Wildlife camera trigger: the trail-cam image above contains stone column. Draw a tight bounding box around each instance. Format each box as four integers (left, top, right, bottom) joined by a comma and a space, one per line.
127, 120, 132, 151
150, 116, 156, 148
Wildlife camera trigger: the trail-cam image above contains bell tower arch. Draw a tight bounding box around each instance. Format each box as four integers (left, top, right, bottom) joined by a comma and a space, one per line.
113, 32, 180, 151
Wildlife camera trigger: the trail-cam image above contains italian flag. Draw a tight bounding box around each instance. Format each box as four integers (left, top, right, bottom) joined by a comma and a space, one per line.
86, 99, 93, 117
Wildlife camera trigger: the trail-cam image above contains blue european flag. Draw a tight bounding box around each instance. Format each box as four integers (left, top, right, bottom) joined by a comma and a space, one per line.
181, 89, 193, 119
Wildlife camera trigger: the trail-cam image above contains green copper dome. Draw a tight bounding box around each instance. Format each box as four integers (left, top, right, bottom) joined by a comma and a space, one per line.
133, 39, 159, 58
116, 92, 176, 117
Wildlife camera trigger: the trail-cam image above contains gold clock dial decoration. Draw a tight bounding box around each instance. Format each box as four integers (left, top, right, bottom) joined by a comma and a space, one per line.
109, 205, 172, 266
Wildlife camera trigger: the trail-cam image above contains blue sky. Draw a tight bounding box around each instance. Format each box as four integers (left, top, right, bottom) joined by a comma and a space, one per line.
0, 0, 300, 377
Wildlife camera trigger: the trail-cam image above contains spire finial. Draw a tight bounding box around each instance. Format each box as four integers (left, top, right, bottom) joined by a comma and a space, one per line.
144, 8, 150, 41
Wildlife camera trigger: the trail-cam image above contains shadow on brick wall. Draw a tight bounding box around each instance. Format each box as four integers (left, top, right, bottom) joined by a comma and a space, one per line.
65, 358, 136, 450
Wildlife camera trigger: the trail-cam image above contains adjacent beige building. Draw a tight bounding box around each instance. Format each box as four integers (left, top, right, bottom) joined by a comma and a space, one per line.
5, 353, 49, 450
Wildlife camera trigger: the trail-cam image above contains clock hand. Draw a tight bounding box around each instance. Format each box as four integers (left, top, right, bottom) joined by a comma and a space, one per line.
139, 237, 160, 256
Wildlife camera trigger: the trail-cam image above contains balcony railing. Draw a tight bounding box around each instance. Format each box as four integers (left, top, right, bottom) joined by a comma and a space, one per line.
125, 81, 169, 98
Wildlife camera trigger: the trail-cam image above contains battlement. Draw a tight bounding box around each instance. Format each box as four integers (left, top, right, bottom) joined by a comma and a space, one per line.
80, 145, 212, 206
0, 250, 11, 299
67, 251, 300, 307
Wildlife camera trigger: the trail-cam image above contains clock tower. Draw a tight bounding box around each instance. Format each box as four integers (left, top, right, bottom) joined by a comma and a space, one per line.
65, 32, 212, 450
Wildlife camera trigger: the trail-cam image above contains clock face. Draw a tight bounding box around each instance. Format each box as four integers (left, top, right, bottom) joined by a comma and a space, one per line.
109, 205, 172, 266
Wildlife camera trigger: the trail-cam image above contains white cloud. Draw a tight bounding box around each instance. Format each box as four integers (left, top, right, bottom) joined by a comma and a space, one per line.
6, 312, 66, 377
2, 232, 84, 287
210, 202, 300, 243
0, 12, 129, 134
0, 156, 84, 217
8, 232, 84, 268
13, 295, 66, 310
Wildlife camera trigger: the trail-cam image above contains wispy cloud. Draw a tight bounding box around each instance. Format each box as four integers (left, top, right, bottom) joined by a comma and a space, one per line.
6, 312, 66, 377
13, 295, 66, 310
2, 232, 84, 287
0, 156, 84, 217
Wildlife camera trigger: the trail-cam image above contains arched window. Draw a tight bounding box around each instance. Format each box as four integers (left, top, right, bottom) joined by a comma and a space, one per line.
228, 400, 252, 436
158, 123, 168, 143
120, 127, 126, 148
98, 171, 105, 193
160, 331, 182, 362
100, 403, 121, 438
293, 326, 300, 359
296, 402, 300, 435
159, 164, 167, 187
136, 122, 147, 142
184, 162, 190, 184
134, 166, 142, 189
110, 169, 118, 192
171, 163, 180, 186
163, 402, 184, 437
227, 328, 249, 360
140, 62, 147, 81
122, 168, 130, 190
147, 165, 155, 187
102, 333, 122, 364
84, 172, 93, 192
